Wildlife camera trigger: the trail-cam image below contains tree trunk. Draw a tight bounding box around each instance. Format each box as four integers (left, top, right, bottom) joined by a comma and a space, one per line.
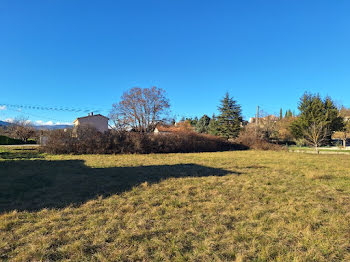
315, 145, 319, 154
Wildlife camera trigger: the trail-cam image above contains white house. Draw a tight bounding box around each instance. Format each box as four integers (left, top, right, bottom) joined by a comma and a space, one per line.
73, 113, 109, 133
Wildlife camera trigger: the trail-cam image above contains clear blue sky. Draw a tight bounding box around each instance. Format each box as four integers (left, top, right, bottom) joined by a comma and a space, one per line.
1, 1, 350, 125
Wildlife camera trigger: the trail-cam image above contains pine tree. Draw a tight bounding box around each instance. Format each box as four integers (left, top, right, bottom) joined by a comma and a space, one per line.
216, 92, 242, 139
280, 108, 283, 120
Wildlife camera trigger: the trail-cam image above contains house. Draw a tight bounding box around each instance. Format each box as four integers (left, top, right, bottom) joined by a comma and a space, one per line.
249, 115, 279, 124
154, 125, 176, 135
73, 113, 109, 133
154, 122, 193, 135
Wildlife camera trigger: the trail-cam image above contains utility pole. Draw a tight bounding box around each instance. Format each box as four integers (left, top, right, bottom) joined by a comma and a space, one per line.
255, 105, 259, 136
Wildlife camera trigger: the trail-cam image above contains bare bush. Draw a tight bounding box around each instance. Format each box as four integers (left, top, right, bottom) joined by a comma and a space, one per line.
234, 125, 284, 151
41, 128, 246, 154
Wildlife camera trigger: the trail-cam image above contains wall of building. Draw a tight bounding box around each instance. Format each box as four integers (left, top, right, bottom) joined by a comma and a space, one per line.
74, 116, 108, 133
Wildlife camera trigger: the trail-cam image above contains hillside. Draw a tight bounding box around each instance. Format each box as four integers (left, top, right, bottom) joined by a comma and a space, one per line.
1, 148, 350, 261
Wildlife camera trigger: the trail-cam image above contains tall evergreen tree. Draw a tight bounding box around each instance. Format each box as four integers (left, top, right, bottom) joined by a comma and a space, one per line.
288, 109, 293, 118
279, 108, 283, 120
216, 93, 242, 139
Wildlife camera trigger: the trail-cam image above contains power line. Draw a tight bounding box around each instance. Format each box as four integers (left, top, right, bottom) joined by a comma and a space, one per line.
0, 102, 110, 114
5, 107, 72, 124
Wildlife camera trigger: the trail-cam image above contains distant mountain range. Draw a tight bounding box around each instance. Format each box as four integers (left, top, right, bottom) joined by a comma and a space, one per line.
0, 120, 10, 127
34, 124, 73, 130
0, 120, 72, 130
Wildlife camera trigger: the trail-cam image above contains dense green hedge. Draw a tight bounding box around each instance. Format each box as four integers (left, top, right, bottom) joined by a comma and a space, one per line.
0, 136, 25, 145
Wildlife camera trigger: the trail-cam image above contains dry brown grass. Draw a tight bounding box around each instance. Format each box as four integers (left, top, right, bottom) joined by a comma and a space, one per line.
1, 147, 350, 261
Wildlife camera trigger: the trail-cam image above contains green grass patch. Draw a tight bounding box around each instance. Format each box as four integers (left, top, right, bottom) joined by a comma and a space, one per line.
1, 148, 350, 261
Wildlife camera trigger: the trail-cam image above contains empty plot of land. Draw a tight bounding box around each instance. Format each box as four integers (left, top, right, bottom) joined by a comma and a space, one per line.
1, 147, 350, 261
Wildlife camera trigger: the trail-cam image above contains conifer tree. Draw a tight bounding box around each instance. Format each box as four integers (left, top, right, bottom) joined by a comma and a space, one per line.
195, 115, 211, 133
208, 114, 220, 136
291, 92, 343, 145
216, 92, 242, 139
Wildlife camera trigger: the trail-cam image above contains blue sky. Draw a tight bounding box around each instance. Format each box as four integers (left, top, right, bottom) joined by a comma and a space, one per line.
1, 1, 350, 125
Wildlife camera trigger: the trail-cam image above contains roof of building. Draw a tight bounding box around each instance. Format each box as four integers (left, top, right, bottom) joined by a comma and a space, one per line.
154, 122, 193, 133
73, 114, 109, 123
155, 126, 179, 132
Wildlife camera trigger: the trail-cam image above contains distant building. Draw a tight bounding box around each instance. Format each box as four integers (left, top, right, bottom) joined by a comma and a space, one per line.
73, 113, 109, 133
249, 115, 279, 124
153, 125, 181, 135
154, 122, 193, 135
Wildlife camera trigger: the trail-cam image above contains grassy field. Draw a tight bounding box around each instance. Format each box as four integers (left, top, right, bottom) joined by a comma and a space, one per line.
1, 147, 350, 261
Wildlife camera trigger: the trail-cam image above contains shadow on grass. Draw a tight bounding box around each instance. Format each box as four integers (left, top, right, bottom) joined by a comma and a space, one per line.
0, 159, 238, 213
0, 151, 43, 160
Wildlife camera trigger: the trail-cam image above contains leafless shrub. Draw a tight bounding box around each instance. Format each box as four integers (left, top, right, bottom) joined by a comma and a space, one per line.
41, 128, 246, 154
234, 125, 284, 151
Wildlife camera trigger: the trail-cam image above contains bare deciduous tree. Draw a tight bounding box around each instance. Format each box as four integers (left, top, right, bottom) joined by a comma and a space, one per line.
304, 122, 328, 152
110, 87, 170, 132
10, 117, 36, 142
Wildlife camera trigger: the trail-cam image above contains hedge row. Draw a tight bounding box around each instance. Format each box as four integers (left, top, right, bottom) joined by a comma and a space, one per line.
0, 135, 25, 145
41, 128, 247, 154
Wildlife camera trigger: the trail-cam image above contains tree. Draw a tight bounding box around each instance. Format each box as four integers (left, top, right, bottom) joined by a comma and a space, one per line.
291, 93, 343, 145
110, 86, 170, 132
284, 109, 293, 118
339, 119, 350, 148
279, 108, 283, 120
338, 106, 350, 147
216, 93, 242, 139
185, 117, 198, 126
324, 97, 344, 141
304, 121, 328, 152
10, 117, 36, 142
258, 112, 279, 142
195, 115, 211, 133
208, 114, 220, 136
289, 110, 293, 118
276, 116, 295, 143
